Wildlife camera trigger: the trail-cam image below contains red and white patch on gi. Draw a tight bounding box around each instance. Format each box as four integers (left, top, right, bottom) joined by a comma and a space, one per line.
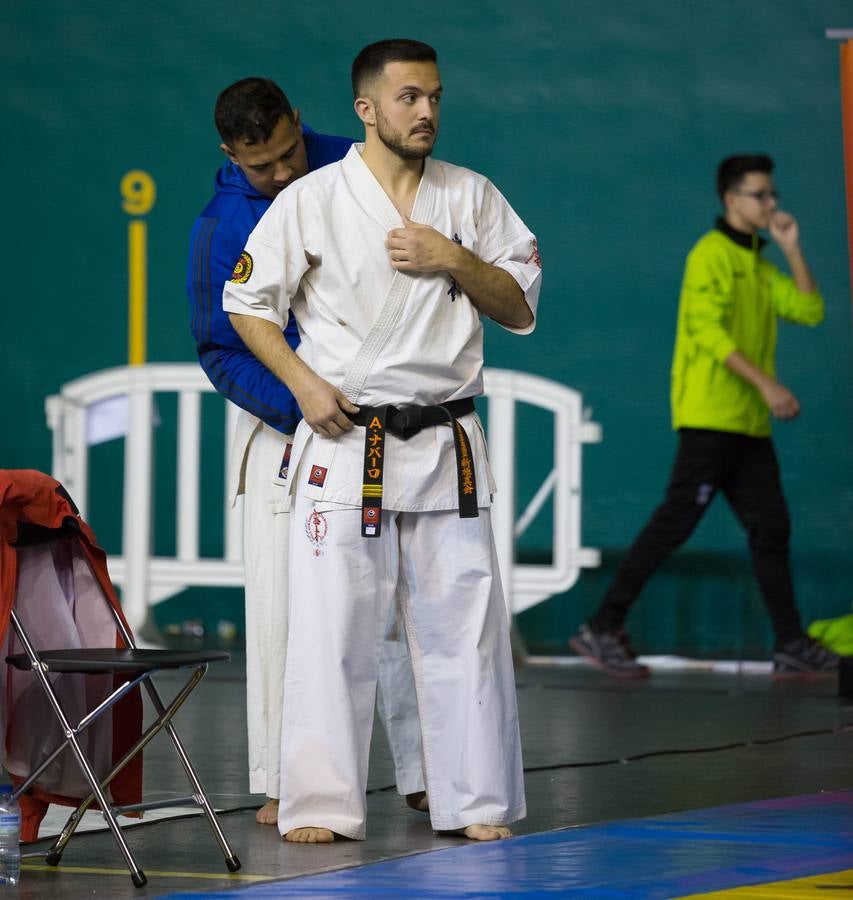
279, 442, 293, 480
308, 464, 327, 487
305, 509, 329, 557
362, 506, 380, 536
525, 238, 542, 268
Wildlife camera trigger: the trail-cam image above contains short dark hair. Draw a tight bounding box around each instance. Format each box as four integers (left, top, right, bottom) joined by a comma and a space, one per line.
214, 77, 295, 147
716, 154, 774, 202
351, 39, 437, 99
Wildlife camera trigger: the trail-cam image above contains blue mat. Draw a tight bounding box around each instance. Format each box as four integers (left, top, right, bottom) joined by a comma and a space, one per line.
155, 791, 853, 899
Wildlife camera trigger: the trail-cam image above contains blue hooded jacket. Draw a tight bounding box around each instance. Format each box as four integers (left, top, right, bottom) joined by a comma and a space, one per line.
186, 124, 353, 433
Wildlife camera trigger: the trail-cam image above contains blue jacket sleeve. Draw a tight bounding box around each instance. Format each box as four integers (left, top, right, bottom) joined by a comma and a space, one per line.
186, 215, 302, 434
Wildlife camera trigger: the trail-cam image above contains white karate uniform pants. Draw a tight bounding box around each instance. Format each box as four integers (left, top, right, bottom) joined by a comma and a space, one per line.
278, 494, 527, 839
242, 423, 425, 799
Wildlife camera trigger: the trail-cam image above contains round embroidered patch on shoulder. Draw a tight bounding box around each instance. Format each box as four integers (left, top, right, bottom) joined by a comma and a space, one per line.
230, 251, 253, 284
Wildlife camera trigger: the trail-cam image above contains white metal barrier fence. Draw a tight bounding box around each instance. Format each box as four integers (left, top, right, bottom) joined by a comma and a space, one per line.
46, 364, 601, 630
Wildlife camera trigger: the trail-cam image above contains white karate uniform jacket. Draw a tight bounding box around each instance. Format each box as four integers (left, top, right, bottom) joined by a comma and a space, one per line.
223, 144, 541, 513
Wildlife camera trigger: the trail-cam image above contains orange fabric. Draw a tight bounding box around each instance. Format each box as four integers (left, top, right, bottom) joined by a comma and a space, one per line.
0, 469, 143, 841
18, 795, 49, 843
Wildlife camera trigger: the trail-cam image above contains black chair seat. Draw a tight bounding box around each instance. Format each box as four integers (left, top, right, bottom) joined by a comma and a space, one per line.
5, 648, 230, 674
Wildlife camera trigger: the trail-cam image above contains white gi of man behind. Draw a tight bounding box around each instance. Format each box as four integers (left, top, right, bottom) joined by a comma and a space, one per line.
224, 39, 541, 844
188, 77, 427, 826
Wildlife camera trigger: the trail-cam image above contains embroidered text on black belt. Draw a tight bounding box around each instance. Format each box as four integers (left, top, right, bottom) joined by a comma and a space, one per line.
349, 398, 479, 538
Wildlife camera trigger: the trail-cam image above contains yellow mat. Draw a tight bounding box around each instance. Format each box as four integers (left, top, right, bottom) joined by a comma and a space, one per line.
679, 868, 853, 898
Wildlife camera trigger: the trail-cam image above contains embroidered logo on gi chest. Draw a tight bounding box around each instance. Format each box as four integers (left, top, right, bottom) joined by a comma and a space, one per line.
279, 442, 293, 479
308, 464, 327, 487
229, 251, 253, 284
305, 510, 328, 557
525, 239, 542, 268
447, 233, 463, 302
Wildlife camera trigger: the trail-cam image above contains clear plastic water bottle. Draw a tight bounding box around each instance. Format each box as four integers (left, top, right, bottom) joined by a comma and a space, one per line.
0, 785, 21, 885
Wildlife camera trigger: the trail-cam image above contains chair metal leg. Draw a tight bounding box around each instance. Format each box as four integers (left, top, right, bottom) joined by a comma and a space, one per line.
38, 682, 146, 885
49, 668, 241, 875
143, 677, 241, 872
45, 804, 88, 865
46, 665, 209, 859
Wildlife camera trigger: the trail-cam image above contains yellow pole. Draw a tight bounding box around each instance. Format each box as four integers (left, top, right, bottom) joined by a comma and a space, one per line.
127, 220, 147, 365
120, 170, 156, 366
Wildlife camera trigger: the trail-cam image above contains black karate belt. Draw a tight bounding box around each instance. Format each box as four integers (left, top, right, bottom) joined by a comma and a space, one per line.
348, 397, 479, 538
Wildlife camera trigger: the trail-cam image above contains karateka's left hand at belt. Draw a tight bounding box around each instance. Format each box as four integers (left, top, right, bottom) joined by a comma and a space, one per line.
386, 217, 461, 274
291, 369, 359, 438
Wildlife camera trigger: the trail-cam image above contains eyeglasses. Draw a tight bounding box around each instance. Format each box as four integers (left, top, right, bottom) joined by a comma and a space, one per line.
734, 189, 778, 203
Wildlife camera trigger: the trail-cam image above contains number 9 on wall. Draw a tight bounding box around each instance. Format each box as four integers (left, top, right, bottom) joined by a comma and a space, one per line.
121, 170, 156, 217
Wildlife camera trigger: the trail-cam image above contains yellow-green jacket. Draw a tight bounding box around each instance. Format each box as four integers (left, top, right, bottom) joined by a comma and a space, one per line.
670, 219, 823, 437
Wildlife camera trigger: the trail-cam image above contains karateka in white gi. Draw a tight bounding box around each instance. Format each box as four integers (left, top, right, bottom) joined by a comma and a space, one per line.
224, 38, 541, 843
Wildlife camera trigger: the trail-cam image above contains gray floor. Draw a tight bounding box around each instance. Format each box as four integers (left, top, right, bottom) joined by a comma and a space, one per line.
16, 655, 853, 898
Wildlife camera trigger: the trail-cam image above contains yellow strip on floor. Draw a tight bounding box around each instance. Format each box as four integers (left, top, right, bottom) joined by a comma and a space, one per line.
678, 868, 853, 898
21, 862, 270, 881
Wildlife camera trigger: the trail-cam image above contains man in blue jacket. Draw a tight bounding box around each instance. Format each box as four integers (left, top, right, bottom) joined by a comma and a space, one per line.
187, 78, 425, 826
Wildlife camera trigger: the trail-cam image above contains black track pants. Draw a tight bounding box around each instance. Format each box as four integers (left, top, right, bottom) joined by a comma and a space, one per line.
589, 428, 803, 645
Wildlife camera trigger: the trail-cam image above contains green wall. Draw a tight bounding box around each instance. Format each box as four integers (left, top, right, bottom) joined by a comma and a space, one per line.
4, 1, 853, 655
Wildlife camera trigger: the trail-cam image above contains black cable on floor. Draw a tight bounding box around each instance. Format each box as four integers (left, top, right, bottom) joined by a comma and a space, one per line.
367, 719, 853, 788
522, 720, 853, 774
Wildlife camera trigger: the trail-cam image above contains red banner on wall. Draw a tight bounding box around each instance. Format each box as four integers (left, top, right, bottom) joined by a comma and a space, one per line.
841, 40, 853, 313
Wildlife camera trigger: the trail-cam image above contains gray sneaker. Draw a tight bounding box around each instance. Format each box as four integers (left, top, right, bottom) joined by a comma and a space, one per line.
569, 624, 650, 679
773, 637, 840, 678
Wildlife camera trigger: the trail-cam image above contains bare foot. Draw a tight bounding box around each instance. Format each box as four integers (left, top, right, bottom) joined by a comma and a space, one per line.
405, 791, 429, 812
284, 827, 334, 843
462, 824, 512, 841
255, 798, 279, 825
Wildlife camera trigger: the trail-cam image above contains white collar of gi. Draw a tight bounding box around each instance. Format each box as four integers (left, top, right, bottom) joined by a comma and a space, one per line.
343, 143, 437, 232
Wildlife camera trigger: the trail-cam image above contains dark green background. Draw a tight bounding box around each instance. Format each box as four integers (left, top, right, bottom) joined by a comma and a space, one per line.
4, 2, 852, 656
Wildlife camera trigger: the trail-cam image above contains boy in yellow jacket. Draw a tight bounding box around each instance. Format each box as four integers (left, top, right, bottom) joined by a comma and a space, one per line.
571, 154, 839, 678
